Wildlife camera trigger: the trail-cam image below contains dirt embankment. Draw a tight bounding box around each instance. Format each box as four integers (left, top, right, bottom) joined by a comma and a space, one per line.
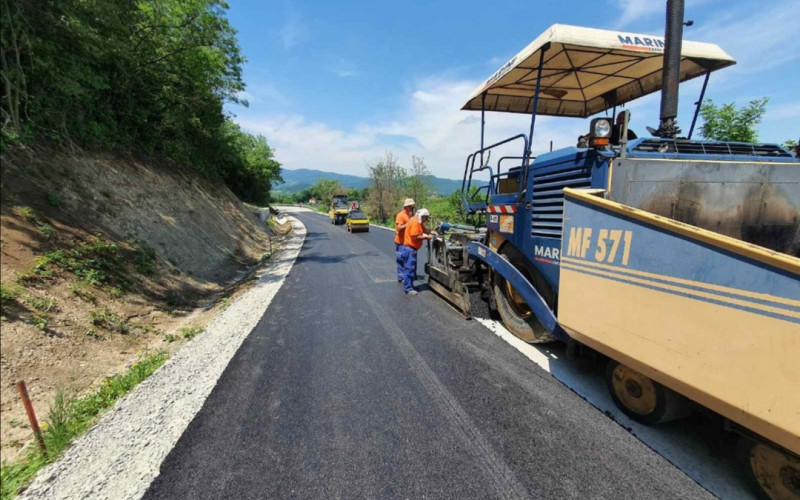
0, 146, 278, 462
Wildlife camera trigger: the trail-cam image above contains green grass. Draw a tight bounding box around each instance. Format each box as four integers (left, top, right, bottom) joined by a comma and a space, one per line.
39, 225, 52, 238
0, 351, 168, 500
25, 296, 57, 312
89, 308, 129, 334
31, 315, 48, 331
34, 236, 121, 287
133, 245, 156, 275
179, 325, 204, 340
68, 283, 96, 303
1, 282, 22, 312
13, 206, 36, 224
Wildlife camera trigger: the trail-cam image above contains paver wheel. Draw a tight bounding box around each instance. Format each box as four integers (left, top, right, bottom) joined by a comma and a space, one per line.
492, 245, 555, 343
605, 360, 690, 424
739, 438, 800, 500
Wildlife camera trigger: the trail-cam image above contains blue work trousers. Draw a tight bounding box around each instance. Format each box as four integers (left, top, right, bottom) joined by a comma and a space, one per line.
398, 245, 418, 293
395, 244, 404, 282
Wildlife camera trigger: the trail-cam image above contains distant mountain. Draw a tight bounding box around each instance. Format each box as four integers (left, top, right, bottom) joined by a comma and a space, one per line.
275, 168, 478, 195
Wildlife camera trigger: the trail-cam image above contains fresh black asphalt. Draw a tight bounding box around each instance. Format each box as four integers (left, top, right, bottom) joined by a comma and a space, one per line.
144, 211, 713, 499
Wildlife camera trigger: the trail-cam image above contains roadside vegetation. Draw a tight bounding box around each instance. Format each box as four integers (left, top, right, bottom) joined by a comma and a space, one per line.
0, 0, 282, 205
274, 152, 481, 228
0, 351, 167, 500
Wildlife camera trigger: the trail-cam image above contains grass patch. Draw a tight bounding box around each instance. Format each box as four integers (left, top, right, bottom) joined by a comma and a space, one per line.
31, 315, 48, 331
89, 308, 129, 334
1, 283, 22, 312
133, 245, 156, 275
0, 351, 168, 499
25, 296, 56, 313
12, 206, 36, 224
38, 225, 53, 238
104, 285, 123, 299
68, 283, 96, 303
164, 333, 179, 342
34, 236, 122, 287
179, 325, 204, 340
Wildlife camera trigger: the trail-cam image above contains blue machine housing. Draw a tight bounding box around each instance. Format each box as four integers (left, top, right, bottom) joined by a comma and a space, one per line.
481, 146, 613, 292
469, 137, 798, 319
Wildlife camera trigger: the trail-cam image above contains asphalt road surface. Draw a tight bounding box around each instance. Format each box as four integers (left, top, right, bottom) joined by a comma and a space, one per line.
144, 211, 714, 499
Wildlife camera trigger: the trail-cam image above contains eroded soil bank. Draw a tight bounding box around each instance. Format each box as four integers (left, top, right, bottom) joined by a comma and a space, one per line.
0, 146, 285, 461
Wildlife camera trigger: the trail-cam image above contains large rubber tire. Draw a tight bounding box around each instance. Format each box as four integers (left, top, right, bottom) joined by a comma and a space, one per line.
492, 245, 556, 343
739, 438, 800, 500
605, 360, 690, 424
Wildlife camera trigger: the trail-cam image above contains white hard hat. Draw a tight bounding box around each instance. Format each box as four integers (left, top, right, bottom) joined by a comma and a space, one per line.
403, 198, 416, 207
417, 208, 430, 218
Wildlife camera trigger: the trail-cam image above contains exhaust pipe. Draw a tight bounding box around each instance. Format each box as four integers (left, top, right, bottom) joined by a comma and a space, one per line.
654, 0, 684, 138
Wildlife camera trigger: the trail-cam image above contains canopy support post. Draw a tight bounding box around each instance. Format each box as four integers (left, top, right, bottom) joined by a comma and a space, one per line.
688, 72, 710, 139
480, 92, 486, 166
522, 42, 549, 194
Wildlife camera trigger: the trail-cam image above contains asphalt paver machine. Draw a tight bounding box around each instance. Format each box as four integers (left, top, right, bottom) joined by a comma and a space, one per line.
426, 2, 800, 498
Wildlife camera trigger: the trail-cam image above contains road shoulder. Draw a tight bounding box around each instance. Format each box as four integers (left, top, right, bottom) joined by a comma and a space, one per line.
18, 218, 307, 500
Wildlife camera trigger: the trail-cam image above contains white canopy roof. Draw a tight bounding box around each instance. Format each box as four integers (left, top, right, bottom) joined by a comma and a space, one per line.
462, 24, 735, 118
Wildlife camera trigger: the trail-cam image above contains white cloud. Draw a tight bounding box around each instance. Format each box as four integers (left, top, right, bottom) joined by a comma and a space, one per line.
612, 0, 716, 29
765, 102, 800, 121
614, 0, 663, 28
326, 58, 358, 78
236, 76, 586, 180
689, 0, 800, 74
278, 10, 309, 50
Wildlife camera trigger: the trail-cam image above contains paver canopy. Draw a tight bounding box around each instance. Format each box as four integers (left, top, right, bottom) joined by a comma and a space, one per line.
462, 24, 735, 118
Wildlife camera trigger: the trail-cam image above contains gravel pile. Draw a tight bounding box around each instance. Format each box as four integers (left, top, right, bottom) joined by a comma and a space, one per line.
18, 217, 306, 500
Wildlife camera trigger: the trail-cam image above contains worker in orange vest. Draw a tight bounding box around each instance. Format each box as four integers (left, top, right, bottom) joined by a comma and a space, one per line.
394, 198, 415, 283
399, 208, 436, 295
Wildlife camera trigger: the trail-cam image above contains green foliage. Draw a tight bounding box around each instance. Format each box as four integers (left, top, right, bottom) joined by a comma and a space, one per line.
401, 156, 433, 210
217, 122, 284, 205
366, 152, 405, 224
133, 245, 156, 275
89, 308, 128, 333
699, 97, 769, 142
25, 295, 57, 312
13, 207, 36, 223
35, 236, 121, 286
0, 282, 22, 312
179, 325, 204, 340
783, 138, 798, 153
424, 189, 481, 228
31, 315, 48, 331
45, 192, 61, 207
0, 351, 167, 500
1, 0, 281, 204
39, 224, 53, 238
68, 282, 96, 303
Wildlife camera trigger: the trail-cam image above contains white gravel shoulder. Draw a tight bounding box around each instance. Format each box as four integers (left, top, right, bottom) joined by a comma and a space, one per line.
19, 217, 306, 500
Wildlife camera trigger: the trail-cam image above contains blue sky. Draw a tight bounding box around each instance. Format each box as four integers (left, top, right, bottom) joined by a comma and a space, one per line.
227, 0, 800, 179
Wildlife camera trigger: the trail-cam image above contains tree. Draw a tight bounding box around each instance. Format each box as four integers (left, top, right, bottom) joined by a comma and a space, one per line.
783, 138, 797, 155
699, 97, 768, 142
366, 152, 405, 223
0, 0, 283, 203
404, 155, 433, 209
311, 178, 343, 207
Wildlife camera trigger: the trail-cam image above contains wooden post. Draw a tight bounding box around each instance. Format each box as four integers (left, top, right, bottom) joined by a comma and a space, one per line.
16, 381, 47, 454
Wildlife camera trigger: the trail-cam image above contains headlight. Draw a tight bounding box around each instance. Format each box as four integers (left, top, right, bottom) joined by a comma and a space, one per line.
588, 117, 612, 149
593, 119, 611, 138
